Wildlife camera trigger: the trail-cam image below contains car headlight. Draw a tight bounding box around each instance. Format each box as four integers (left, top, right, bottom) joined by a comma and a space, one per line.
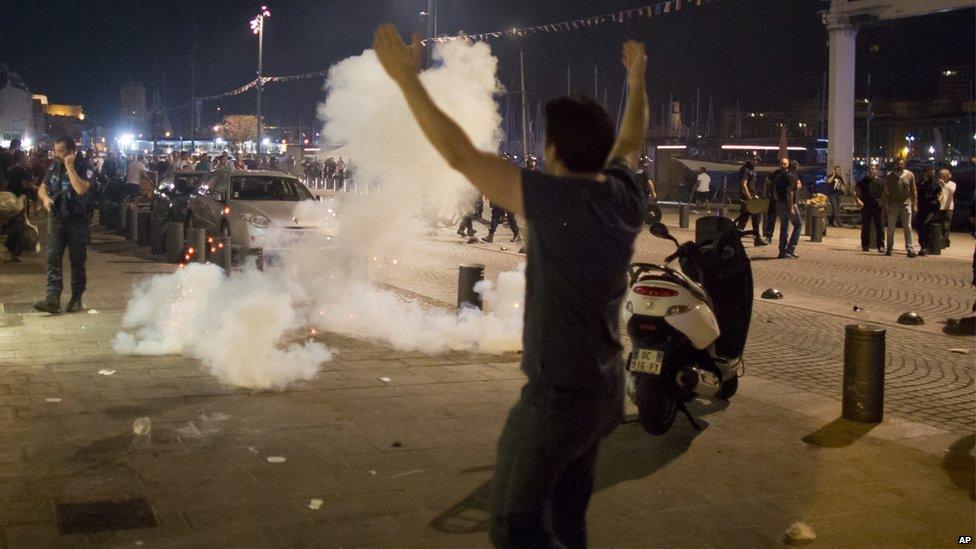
241, 213, 270, 228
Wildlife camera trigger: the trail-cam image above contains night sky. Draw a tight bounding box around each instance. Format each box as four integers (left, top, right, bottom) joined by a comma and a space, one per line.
1, 0, 973, 134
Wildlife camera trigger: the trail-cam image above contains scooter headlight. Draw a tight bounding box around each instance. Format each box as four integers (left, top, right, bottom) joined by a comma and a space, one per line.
666, 305, 690, 316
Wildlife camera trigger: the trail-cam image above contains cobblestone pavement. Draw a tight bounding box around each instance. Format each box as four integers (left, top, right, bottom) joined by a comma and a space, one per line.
0, 217, 973, 547
380, 216, 975, 435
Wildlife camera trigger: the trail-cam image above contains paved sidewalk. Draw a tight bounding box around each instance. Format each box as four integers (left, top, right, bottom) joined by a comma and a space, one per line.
0, 220, 973, 547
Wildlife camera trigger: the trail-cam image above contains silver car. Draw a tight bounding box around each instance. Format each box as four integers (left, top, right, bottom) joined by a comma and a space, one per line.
185, 169, 336, 250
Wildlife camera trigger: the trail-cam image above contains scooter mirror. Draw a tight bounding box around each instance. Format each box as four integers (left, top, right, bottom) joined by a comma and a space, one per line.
649, 223, 671, 240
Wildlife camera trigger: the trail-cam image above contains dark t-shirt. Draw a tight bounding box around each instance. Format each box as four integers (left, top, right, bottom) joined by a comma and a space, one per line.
520, 160, 647, 397
773, 171, 798, 204
856, 176, 883, 210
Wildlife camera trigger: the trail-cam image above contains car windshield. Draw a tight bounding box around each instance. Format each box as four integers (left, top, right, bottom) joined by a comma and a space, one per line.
231, 176, 312, 201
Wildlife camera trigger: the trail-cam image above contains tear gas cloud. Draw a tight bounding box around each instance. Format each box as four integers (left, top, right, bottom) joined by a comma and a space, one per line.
113, 263, 328, 390
114, 40, 525, 389
318, 40, 503, 253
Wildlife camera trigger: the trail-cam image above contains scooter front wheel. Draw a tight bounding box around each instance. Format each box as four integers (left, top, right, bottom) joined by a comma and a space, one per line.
635, 376, 677, 435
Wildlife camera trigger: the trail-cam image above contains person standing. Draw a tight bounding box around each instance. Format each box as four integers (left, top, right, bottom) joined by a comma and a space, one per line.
774, 160, 802, 259
1, 150, 34, 261
938, 168, 956, 249
375, 26, 648, 547
194, 154, 211, 172
762, 157, 789, 242
855, 164, 885, 252
825, 165, 847, 227
882, 159, 918, 258
737, 159, 767, 246
34, 137, 94, 314
125, 154, 149, 200
693, 166, 711, 204
915, 167, 942, 256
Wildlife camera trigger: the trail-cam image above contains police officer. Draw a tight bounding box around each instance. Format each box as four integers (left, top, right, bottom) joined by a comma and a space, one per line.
737, 157, 767, 246
34, 137, 94, 314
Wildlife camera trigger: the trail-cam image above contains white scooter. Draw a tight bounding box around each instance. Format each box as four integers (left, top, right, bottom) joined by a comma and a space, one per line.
624, 216, 754, 435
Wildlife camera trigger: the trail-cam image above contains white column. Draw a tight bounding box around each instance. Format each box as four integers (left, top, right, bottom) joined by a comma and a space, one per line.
826, 19, 857, 184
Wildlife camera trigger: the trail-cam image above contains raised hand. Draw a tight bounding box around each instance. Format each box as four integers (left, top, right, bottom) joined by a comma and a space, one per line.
373, 24, 422, 85
621, 40, 647, 84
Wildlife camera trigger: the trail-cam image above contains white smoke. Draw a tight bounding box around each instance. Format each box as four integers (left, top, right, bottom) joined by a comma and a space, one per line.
113, 39, 524, 390
113, 263, 329, 390
318, 40, 503, 253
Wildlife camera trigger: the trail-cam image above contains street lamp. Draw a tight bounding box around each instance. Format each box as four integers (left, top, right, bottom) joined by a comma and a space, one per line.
250, 5, 271, 154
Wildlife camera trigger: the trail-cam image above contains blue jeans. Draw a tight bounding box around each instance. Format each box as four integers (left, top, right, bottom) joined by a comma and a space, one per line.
828, 193, 843, 225
46, 216, 89, 299
489, 380, 622, 549
776, 202, 802, 255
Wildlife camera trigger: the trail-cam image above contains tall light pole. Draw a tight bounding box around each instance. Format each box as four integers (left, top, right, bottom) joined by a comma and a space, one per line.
250, 5, 271, 154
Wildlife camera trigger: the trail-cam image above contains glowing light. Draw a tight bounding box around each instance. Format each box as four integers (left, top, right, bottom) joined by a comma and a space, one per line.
721, 145, 807, 151
223, 207, 231, 215
188, 247, 195, 254
262, 137, 271, 146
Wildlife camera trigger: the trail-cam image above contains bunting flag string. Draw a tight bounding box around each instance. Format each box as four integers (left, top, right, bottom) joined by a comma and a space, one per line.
422, 0, 717, 44
158, 0, 715, 113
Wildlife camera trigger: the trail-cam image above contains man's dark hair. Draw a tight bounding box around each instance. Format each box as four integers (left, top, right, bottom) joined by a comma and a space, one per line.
54, 136, 77, 151
789, 160, 799, 172
544, 95, 614, 173
10, 139, 21, 149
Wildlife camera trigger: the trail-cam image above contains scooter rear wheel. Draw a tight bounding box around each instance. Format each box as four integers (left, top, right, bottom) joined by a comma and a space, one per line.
635, 376, 677, 435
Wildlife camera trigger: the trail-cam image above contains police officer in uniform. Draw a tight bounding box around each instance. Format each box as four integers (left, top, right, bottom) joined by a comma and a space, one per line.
737, 158, 767, 246
34, 137, 94, 314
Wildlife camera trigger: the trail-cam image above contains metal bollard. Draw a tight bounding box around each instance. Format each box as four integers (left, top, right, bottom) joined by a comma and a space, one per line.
810, 215, 824, 243
165, 222, 184, 263
216, 236, 233, 273
842, 324, 886, 423
926, 223, 942, 255
804, 204, 816, 236
117, 203, 129, 236
457, 263, 485, 310
126, 206, 139, 242
679, 204, 690, 228
136, 209, 152, 246
187, 228, 207, 264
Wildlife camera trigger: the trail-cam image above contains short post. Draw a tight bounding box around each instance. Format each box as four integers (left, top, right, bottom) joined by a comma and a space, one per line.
457, 263, 485, 310
926, 223, 942, 256
842, 324, 886, 423
715, 206, 726, 219
165, 222, 184, 263
810, 215, 824, 242
187, 228, 207, 264
126, 206, 139, 242
679, 204, 690, 228
216, 236, 233, 273
136, 209, 152, 246
804, 204, 816, 236
117, 203, 129, 236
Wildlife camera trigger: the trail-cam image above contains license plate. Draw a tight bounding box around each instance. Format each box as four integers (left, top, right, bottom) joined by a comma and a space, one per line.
629, 349, 664, 374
